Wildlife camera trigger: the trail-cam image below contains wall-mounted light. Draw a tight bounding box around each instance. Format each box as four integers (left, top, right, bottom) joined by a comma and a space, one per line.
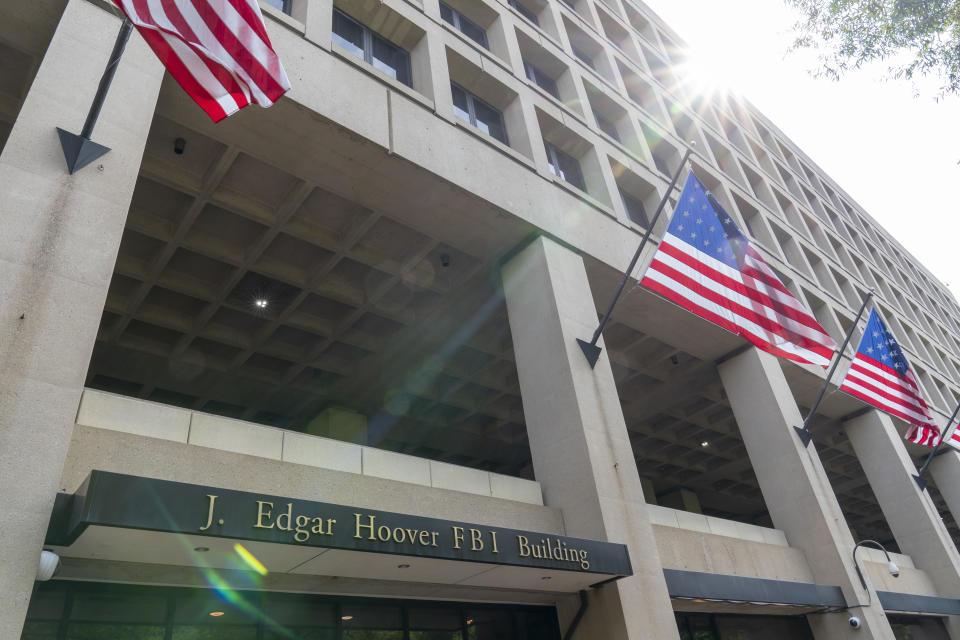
36, 550, 60, 582
852, 539, 899, 604
174, 137, 186, 155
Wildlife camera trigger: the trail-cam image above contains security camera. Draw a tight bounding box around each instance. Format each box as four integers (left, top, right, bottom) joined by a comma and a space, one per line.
848, 616, 861, 629
887, 560, 900, 578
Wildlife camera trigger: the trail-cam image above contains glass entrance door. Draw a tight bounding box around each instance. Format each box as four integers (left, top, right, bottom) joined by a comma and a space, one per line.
22, 582, 561, 640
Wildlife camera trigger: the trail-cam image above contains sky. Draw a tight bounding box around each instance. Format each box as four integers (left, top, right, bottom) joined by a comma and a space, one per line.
639, 0, 960, 294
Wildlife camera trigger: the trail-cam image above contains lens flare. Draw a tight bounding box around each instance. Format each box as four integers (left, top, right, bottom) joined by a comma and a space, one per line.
233, 543, 268, 576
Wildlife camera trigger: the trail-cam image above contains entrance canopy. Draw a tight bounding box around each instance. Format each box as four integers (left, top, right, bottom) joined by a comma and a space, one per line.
46, 471, 632, 593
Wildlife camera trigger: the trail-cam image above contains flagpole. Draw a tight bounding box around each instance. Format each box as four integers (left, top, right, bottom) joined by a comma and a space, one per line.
56, 18, 133, 174
793, 291, 873, 447
914, 401, 960, 491
577, 142, 696, 369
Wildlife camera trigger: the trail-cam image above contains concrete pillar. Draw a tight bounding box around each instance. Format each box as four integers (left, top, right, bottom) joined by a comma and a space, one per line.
931, 451, 960, 531
717, 348, 894, 639
846, 410, 960, 638
0, 1, 163, 636
501, 236, 680, 640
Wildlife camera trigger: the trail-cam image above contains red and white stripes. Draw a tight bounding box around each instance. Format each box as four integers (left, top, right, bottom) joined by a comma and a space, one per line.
839, 353, 938, 437
641, 233, 837, 368
112, 0, 290, 121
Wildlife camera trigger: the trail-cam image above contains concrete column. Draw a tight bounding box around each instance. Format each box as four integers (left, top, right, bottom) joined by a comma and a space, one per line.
0, 1, 163, 636
303, 0, 333, 50
846, 410, 960, 638
501, 236, 680, 640
931, 451, 960, 530
717, 348, 894, 639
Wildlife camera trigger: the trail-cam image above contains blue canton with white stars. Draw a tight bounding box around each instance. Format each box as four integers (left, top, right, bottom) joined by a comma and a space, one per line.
667, 173, 750, 269
855, 309, 911, 375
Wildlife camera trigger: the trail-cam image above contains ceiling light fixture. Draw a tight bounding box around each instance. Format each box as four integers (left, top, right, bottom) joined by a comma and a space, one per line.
541, 576, 552, 580
341, 615, 354, 621
397, 563, 410, 569
194, 546, 210, 552
254, 299, 268, 309
700, 441, 709, 447
209, 611, 225, 617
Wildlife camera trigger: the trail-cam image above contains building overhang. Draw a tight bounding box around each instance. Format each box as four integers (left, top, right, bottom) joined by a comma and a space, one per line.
665, 568, 960, 618
45, 471, 631, 594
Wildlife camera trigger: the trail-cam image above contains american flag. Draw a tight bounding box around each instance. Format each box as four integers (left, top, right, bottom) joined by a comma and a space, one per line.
838, 309, 941, 446
640, 173, 837, 368
111, 0, 291, 122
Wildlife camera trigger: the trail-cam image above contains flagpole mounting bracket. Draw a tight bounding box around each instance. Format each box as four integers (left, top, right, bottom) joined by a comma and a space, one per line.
577, 339, 602, 369
913, 474, 927, 492
793, 426, 813, 447
57, 18, 132, 174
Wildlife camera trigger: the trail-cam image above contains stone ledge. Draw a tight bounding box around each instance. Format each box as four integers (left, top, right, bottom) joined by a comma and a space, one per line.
75, 389, 543, 505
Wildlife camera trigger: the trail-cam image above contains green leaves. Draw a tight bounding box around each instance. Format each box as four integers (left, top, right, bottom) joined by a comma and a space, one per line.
784, 0, 960, 96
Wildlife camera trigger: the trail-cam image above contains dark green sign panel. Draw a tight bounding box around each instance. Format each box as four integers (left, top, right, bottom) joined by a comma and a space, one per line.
48, 471, 633, 578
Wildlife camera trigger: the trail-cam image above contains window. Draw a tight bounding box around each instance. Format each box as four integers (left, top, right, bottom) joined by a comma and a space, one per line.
262, 0, 291, 14
332, 8, 412, 87
523, 60, 559, 99
544, 142, 585, 190
620, 190, 649, 227
572, 45, 594, 69
263, 0, 293, 15
439, 2, 488, 49
508, 0, 539, 26
593, 109, 619, 142
451, 83, 508, 144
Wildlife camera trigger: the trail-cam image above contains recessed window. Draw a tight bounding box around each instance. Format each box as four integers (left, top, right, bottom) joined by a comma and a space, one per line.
592, 109, 619, 142
620, 189, 649, 227
439, 2, 488, 49
544, 142, 585, 191
523, 60, 559, 99
262, 0, 291, 15
508, 0, 539, 26
332, 8, 412, 87
451, 83, 508, 144
572, 45, 595, 69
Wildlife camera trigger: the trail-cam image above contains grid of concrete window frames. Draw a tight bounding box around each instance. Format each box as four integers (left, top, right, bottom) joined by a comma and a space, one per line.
311, 0, 960, 420
23, 581, 561, 639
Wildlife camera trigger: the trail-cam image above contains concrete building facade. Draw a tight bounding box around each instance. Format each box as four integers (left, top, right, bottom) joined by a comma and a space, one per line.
3, 0, 960, 638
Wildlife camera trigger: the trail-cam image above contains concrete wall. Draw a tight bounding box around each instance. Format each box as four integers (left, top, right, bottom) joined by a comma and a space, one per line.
69, 389, 559, 516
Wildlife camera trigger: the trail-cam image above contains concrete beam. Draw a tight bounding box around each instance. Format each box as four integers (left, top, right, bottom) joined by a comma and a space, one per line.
718, 348, 894, 639
845, 410, 960, 638
502, 236, 680, 640
932, 451, 960, 532
0, 0, 163, 636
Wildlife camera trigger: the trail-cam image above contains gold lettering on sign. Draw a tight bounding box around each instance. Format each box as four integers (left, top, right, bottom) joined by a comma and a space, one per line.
490, 530, 499, 554
254, 501, 275, 529
469, 528, 484, 551
355, 513, 376, 540
276, 503, 294, 531
518, 534, 530, 557
452, 526, 465, 550
515, 535, 590, 569
199, 494, 218, 531
252, 500, 335, 543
